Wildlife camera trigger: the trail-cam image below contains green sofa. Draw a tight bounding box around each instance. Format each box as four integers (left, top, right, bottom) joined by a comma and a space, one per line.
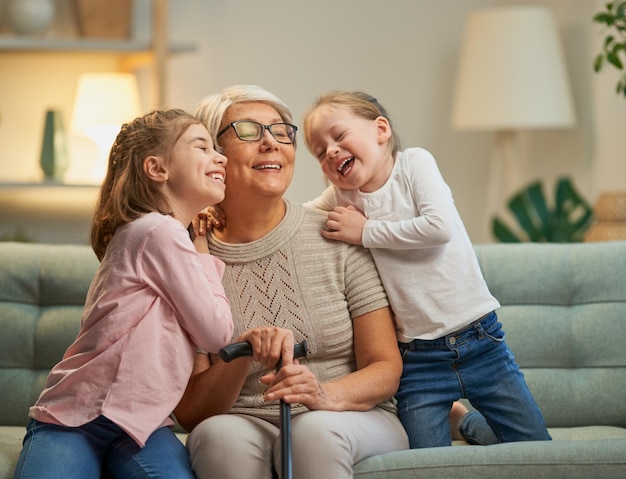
1, 241, 625, 478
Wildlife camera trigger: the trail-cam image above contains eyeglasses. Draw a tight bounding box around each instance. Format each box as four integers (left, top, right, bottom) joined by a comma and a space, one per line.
217, 120, 297, 144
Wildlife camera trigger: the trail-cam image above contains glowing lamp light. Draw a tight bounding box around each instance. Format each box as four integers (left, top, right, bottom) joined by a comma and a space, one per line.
71, 73, 141, 184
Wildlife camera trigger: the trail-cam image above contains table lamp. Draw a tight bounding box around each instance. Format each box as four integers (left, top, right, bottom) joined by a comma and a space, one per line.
451, 6, 576, 241
71, 72, 142, 184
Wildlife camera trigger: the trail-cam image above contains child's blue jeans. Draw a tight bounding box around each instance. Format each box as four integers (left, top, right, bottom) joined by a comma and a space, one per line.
395, 311, 551, 449
13, 415, 195, 479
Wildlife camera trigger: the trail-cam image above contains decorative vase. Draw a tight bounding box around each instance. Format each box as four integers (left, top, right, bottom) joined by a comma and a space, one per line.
6, 0, 55, 36
40, 110, 69, 182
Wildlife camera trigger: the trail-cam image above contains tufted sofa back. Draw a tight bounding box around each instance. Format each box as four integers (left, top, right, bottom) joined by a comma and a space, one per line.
0, 242, 98, 426
474, 241, 626, 428
1, 241, 626, 431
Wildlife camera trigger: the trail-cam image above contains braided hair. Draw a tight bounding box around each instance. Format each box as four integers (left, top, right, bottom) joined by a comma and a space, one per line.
90, 109, 201, 261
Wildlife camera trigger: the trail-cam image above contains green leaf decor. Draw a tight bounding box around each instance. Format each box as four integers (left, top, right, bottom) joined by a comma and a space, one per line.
491, 177, 594, 243
593, 1, 626, 98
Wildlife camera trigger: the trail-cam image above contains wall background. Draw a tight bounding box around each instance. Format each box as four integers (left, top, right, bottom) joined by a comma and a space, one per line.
0, 0, 624, 243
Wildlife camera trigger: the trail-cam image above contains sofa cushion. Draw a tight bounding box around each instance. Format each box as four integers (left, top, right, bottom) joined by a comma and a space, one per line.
0, 243, 97, 427
474, 242, 626, 429
2, 241, 626, 479
353, 439, 626, 478
0, 428, 23, 479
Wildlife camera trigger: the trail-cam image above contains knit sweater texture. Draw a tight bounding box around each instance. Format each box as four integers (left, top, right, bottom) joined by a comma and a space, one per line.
207, 200, 394, 425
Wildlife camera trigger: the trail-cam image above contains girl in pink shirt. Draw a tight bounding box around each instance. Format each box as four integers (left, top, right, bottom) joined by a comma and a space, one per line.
14, 109, 234, 479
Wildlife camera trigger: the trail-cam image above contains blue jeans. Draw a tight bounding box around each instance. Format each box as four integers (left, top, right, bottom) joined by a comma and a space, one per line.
395, 311, 551, 449
13, 416, 195, 479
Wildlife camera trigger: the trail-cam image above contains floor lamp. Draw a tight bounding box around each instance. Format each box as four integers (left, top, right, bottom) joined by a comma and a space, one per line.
451, 6, 576, 242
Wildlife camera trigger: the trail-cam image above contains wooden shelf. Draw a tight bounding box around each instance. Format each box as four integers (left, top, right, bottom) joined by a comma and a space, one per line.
0, 183, 100, 211
0, 35, 195, 54
0, 181, 99, 188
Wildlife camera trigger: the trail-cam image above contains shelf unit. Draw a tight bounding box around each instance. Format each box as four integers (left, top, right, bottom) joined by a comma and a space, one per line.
0, 36, 194, 53
0, 1, 195, 241
0, 0, 193, 108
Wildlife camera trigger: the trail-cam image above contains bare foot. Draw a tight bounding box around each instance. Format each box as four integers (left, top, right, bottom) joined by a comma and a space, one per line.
450, 401, 469, 441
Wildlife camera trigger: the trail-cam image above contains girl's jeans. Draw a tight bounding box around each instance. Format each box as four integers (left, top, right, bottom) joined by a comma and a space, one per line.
395, 311, 551, 449
13, 415, 195, 479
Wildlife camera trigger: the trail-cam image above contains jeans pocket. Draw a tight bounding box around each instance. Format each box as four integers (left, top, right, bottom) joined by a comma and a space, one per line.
482, 321, 505, 344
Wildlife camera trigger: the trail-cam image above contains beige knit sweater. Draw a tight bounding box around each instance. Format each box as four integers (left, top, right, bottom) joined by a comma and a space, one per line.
207, 200, 394, 425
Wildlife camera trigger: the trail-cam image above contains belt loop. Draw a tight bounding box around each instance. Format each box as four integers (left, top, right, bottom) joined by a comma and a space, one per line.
475, 320, 485, 339
399, 340, 414, 352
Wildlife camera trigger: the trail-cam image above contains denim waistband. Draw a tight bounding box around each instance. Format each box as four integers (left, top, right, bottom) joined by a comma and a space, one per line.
448, 311, 495, 336
399, 310, 497, 349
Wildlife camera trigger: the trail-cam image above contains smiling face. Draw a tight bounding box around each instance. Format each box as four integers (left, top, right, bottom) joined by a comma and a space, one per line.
165, 123, 227, 213
305, 104, 394, 193
218, 101, 296, 205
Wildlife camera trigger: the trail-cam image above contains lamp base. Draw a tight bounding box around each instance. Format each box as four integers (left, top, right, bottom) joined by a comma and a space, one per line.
483, 130, 521, 242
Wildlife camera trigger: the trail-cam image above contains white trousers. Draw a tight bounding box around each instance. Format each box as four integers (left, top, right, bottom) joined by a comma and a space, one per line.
186, 408, 408, 479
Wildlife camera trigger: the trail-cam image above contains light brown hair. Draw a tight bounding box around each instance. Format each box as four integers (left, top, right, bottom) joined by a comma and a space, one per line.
303, 90, 401, 159
90, 109, 201, 261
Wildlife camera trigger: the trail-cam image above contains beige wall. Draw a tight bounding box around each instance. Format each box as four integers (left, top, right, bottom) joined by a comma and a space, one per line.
0, 0, 624, 243
164, 0, 626, 241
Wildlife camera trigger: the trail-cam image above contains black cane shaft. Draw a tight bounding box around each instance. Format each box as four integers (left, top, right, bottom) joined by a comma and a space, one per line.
218, 338, 308, 479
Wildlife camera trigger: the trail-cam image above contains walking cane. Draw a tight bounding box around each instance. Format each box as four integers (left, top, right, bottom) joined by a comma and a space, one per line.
219, 339, 308, 479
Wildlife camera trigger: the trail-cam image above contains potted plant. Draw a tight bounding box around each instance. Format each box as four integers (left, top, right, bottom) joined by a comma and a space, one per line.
593, 1, 626, 97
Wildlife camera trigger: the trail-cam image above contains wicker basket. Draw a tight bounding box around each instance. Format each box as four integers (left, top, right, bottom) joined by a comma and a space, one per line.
74, 0, 132, 39
585, 222, 626, 242
584, 191, 626, 242
594, 191, 626, 221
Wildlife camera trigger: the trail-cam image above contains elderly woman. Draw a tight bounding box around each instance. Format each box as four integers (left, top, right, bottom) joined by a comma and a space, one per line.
174, 85, 409, 479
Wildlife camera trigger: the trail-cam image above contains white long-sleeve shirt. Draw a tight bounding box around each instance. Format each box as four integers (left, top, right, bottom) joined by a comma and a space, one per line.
305, 147, 499, 341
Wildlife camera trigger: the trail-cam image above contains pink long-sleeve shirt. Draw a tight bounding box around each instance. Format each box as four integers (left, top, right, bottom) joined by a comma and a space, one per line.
30, 212, 233, 447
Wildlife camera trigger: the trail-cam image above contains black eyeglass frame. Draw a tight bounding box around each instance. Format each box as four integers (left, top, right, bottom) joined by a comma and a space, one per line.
216, 120, 298, 144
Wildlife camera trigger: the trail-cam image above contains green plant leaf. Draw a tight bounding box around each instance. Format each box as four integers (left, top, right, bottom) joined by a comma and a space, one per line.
593, 1, 626, 97
608, 49, 625, 68
491, 217, 521, 243
593, 12, 615, 25
553, 178, 594, 242
594, 54, 604, 71
526, 183, 551, 238
509, 191, 541, 241
491, 177, 593, 243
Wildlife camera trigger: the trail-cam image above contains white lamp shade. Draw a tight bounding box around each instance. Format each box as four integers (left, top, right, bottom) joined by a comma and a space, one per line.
71, 73, 142, 134
451, 6, 576, 131
70, 73, 142, 183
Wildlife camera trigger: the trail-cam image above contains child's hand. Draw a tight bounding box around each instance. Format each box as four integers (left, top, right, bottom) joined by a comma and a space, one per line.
190, 206, 226, 241
206, 205, 226, 229
321, 205, 366, 245
190, 212, 210, 254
